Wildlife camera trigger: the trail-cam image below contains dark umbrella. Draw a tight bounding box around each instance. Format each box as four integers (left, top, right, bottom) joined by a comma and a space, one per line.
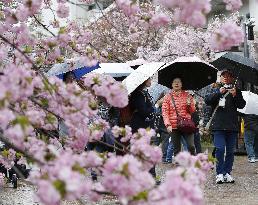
211, 52, 258, 85
158, 56, 218, 90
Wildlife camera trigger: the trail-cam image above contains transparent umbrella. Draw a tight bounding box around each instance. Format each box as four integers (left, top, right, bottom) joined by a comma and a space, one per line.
238, 91, 258, 115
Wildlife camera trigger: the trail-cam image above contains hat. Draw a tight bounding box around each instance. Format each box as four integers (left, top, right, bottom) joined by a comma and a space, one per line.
220, 69, 234, 77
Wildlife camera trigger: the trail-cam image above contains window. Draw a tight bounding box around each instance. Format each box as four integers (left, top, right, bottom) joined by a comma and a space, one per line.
88, 4, 96, 10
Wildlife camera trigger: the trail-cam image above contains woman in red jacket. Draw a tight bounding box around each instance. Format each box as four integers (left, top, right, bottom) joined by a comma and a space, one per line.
162, 78, 196, 156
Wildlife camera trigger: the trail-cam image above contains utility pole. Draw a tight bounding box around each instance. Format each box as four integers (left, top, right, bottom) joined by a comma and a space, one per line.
243, 13, 256, 58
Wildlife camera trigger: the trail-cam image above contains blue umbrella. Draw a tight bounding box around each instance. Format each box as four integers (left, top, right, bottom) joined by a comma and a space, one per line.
56, 63, 99, 80
47, 59, 100, 80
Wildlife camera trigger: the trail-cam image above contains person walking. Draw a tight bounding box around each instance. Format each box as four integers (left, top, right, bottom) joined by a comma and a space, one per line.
129, 78, 160, 184
162, 77, 196, 157
243, 114, 258, 163
154, 92, 172, 163
192, 101, 203, 154
205, 69, 246, 184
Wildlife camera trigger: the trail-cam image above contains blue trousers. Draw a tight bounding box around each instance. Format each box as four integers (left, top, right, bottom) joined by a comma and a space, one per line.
244, 130, 258, 159
213, 131, 237, 175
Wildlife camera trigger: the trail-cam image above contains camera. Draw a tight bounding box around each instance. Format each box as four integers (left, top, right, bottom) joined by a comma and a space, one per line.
223, 84, 233, 90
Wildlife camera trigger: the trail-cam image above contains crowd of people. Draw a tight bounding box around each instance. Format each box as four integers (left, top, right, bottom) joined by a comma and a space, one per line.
60, 69, 258, 185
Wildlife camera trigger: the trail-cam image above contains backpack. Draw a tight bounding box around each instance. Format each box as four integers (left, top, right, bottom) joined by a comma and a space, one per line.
119, 104, 134, 127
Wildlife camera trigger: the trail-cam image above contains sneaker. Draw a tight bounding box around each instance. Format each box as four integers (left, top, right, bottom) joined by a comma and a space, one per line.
224, 173, 235, 183
216, 174, 224, 184
248, 158, 255, 163
155, 180, 161, 186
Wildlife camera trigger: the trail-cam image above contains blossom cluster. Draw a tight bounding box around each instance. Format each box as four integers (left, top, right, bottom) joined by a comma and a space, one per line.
157, 0, 211, 27
210, 21, 244, 51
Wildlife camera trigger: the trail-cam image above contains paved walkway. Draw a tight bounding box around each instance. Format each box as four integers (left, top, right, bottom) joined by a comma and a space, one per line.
0, 156, 257, 205
204, 156, 258, 205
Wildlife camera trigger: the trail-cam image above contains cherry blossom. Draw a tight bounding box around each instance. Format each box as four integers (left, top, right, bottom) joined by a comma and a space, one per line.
210, 21, 244, 51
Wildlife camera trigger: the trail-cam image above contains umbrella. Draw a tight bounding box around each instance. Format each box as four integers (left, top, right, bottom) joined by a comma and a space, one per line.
126, 58, 147, 69
91, 63, 134, 77
211, 52, 258, 85
238, 91, 258, 115
158, 56, 218, 90
122, 62, 165, 94
47, 58, 99, 80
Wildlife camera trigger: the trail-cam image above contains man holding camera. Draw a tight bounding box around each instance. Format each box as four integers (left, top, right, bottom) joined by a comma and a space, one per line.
205, 70, 246, 184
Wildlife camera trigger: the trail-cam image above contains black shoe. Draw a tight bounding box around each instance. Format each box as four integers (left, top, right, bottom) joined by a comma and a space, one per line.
92, 175, 97, 181
155, 180, 161, 186
12, 174, 17, 189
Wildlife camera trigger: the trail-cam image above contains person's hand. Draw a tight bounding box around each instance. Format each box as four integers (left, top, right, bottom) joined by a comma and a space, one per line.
220, 87, 227, 94
167, 126, 172, 133
229, 87, 237, 97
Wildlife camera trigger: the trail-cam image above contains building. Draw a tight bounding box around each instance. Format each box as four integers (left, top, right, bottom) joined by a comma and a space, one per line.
211, 0, 258, 34
37, 0, 113, 36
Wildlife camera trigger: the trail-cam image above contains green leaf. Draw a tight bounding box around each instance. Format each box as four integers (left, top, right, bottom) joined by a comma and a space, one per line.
12, 116, 30, 129
23, 45, 32, 53
44, 152, 56, 161
47, 42, 57, 49
15, 152, 23, 159
25, 77, 33, 84
40, 98, 49, 108
72, 163, 86, 174
89, 101, 98, 110
43, 78, 53, 94
1, 149, 9, 158
46, 114, 56, 124
35, 57, 44, 66
195, 160, 201, 169
132, 191, 148, 201
58, 27, 66, 35
53, 180, 66, 198
56, 56, 64, 63
120, 163, 130, 178
208, 153, 216, 164
92, 77, 101, 85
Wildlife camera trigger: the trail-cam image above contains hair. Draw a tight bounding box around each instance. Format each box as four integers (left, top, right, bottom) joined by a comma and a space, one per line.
220, 70, 234, 78
172, 77, 183, 83
135, 78, 150, 91
63, 71, 75, 82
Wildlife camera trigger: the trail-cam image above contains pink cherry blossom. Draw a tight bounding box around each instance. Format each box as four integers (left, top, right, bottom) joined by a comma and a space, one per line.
223, 0, 242, 11
149, 13, 170, 28
56, 3, 70, 18
37, 180, 61, 205
157, 0, 211, 27
210, 21, 244, 51
116, 0, 140, 16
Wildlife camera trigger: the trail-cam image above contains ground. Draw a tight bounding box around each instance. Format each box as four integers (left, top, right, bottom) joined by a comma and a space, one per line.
0, 156, 257, 205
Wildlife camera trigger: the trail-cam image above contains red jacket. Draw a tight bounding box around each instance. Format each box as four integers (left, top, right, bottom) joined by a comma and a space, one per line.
162, 91, 195, 129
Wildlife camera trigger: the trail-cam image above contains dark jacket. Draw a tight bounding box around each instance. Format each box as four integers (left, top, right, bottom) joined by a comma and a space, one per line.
192, 111, 200, 128
205, 84, 246, 131
243, 114, 258, 132
129, 89, 155, 133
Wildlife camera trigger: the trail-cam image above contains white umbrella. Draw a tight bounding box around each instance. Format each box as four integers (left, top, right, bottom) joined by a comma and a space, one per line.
91, 63, 134, 77
126, 58, 147, 67
122, 62, 165, 95
238, 91, 258, 115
